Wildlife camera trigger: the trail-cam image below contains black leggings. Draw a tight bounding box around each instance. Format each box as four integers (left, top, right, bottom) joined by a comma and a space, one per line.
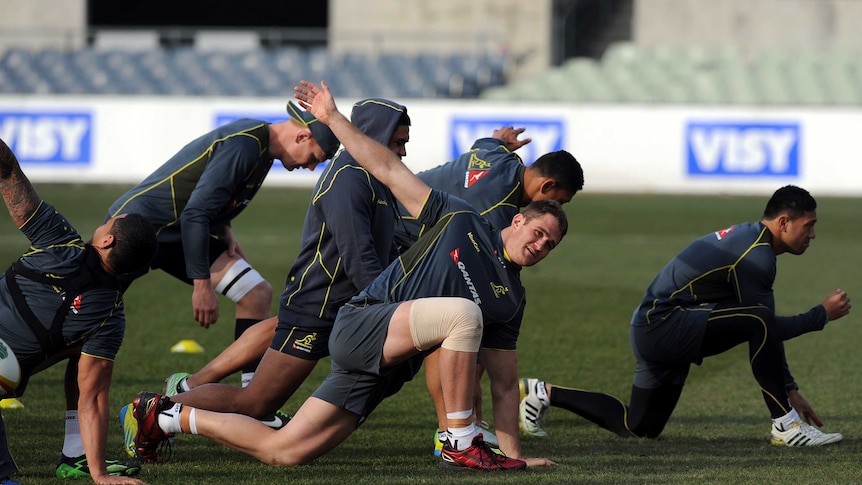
700, 304, 789, 418
550, 304, 789, 438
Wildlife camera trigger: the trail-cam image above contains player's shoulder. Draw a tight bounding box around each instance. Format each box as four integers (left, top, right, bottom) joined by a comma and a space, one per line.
709, 221, 761, 241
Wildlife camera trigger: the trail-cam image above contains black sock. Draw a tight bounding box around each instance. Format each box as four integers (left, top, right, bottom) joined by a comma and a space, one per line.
235, 318, 261, 374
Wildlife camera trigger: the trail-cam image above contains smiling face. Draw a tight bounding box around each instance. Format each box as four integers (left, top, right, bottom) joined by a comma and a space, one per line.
503, 212, 563, 267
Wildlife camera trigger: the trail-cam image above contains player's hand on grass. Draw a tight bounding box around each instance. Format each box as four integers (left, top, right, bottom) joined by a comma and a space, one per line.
788, 390, 824, 427
821, 289, 851, 321
524, 457, 557, 467
91, 473, 147, 484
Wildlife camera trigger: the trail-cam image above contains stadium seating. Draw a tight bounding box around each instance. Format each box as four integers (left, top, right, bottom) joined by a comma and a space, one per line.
480, 41, 862, 105
0, 44, 509, 99
5, 40, 861, 104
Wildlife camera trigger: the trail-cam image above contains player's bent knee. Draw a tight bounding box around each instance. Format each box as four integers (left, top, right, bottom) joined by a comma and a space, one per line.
409, 297, 482, 353
260, 446, 309, 466
213, 258, 268, 303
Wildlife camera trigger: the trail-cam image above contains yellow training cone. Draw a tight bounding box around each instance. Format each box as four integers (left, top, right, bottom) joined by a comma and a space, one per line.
0, 398, 24, 409
170, 339, 204, 353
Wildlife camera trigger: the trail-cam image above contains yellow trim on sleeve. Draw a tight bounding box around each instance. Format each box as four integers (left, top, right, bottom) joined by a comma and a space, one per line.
80, 352, 115, 363
17, 200, 45, 230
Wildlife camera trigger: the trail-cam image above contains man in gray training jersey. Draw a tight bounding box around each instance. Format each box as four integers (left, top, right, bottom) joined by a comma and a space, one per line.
519, 185, 851, 447
107, 101, 338, 399
0, 137, 157, 484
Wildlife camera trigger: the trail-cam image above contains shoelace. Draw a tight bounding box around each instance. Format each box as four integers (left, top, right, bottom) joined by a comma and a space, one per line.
138, 436, 172, 464
476, 440, 506, 470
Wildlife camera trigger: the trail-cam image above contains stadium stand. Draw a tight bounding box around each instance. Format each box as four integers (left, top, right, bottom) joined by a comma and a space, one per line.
481, 41, 862, 106
5, 34, 862, 105
0, 43, 509, 99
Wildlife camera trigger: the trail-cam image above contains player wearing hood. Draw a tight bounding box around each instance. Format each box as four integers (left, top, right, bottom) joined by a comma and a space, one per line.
148, 99, 411, 429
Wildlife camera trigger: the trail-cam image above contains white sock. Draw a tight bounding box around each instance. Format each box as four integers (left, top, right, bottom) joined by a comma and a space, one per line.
179, 377, 191, 392
62, 410, 85, 458
535, 380, 550, 407
773, 408, 800, 429
158, 403, 184, 434
447, 423, 478, 451
241, 372, 254, 388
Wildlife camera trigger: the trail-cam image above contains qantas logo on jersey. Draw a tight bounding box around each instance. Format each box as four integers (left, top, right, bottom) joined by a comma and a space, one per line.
464, 153, 492, 188
70, 294, 83, 314
450, 248, 482, 305
464, 170, 489, 188
714, 225, 737, 240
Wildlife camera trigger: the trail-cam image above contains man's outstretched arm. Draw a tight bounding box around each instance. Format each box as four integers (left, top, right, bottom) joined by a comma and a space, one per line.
0, 138, 40, 227
294, 80, 430, 218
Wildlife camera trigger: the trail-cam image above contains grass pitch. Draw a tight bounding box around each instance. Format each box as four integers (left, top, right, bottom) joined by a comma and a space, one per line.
2, 185, 860, 484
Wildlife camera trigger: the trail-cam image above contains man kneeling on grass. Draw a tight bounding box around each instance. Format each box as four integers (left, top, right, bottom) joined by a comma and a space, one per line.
518, 185, 851, 446
125, 80, 562, 471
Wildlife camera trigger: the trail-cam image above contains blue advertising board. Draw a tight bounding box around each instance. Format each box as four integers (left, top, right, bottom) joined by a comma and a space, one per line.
0, 111, 92, 165
450, 116, 565, 164
686, 121, 800, 177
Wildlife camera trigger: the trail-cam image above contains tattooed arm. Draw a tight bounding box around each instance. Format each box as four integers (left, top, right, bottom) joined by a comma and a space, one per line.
0, 138, 40, 227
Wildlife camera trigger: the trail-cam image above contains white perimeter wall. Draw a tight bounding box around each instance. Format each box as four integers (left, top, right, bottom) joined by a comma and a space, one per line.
1, 95, 859, 197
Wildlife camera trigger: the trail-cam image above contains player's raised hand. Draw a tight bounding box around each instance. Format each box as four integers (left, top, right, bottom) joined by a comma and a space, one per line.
492, 126, 531, 151
294, 80, 338, 125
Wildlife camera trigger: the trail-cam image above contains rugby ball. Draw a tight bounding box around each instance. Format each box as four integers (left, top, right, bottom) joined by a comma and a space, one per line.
0, 338, 21, 396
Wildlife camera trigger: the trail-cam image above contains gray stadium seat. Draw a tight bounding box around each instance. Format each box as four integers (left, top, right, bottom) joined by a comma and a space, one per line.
94, 30, 160, 51
195, 30, 261, 52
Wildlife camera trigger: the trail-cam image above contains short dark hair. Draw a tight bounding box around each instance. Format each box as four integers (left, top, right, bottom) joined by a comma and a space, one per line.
521, 199, 568, 238
762, 185, 817, 220
107, 213, 158, 275
530, 150, 584, 195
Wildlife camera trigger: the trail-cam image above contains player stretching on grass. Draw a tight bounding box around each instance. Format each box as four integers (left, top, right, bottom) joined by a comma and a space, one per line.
402, 129, 584, 454
106, 102, 338, 431
145, 98, 410, 431
519, 186, 851, 446
0, 137, 157, 484
126, 80, 559, 471
155, 110, 583, 458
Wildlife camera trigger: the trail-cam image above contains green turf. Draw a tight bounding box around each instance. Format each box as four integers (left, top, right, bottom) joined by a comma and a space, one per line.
2, 185, 860, 484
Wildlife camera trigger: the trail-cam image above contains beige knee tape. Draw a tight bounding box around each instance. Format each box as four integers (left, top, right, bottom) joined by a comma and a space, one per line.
408, 297, 483, 353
